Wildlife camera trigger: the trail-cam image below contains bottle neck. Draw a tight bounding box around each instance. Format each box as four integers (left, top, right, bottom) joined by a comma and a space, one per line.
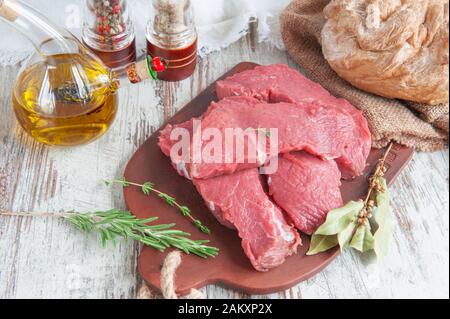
0, 0, 79, 56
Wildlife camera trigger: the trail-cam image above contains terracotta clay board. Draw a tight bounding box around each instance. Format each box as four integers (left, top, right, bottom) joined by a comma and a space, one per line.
123, 62, 414, 296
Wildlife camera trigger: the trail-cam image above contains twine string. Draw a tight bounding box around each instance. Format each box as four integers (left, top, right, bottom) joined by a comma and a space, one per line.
137, 251, 205, 299
159, 251, 205, 299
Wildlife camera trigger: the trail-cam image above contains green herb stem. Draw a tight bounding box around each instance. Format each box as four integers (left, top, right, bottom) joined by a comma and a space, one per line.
65, 209, 218, 258
245, 127, 271, 138
0, 210, 218, 259
106, 178, 211, 234
364, 142, 393, 205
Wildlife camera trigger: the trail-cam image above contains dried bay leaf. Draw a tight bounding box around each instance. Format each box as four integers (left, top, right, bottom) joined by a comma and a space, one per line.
315, 201, 364, 236
364, 228, 375, 252
350, 225, 375, 253
307, 234, 339, 255
338, 221, 358, 251
307, 145, 396, 260
371, 177, 394, 260
308, 201, 364, 255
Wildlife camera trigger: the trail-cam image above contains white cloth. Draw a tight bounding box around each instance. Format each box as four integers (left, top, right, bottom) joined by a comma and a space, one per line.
0, 0, 289, 65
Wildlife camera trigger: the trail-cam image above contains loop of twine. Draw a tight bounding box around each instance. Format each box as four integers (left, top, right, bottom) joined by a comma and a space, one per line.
139, 251, 205, 300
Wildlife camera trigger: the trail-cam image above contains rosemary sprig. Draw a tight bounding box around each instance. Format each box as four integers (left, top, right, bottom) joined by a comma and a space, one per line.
66, 209, 218, 258
106, 178, 211, 234
0, 210, 218, 258
0, 209, 219, 258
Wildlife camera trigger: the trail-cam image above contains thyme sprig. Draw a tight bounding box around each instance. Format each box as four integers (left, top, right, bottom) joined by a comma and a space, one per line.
0, 210, 218, 258
106, 178, 211, 234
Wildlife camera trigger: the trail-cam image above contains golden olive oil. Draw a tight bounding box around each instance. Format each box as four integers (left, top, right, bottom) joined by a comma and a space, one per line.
12, 53, 118, 146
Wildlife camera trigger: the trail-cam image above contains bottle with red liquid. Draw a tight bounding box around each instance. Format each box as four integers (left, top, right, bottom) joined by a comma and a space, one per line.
146, 0, 198, 82
83, 0, 137, 71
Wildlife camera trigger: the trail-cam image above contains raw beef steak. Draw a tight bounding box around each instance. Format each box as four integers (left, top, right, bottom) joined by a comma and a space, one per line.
267, 152, 344, 235
179, 96, 370, 180
159, 120, 301, 272
194, 169, 300, 272
159, 119, 195, 179
216, 64, 371, 178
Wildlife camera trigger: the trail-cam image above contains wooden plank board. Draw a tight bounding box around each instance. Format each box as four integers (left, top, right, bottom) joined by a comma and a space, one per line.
0, 38, 448, 299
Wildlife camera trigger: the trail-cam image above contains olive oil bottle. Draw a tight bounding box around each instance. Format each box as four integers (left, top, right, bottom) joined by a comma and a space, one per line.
12, 53, 119, 146
1, 0, 155, 146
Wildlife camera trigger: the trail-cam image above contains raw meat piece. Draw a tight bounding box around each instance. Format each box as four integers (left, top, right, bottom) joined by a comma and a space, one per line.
159, 121, 301, 272
216, 64, 372, 178
159, 119, 195, 179
194, 169, 300, 272
267, 152, 343, 235
180, 96, 369, 180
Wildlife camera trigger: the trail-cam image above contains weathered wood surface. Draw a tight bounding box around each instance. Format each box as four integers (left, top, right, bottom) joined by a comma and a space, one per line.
0, 38, 448, 299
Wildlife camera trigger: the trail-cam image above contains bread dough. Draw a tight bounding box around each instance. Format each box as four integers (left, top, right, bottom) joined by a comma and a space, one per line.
322, 0, 449, 105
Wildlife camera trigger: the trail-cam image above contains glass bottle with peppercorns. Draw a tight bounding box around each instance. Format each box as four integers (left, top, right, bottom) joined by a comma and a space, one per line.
83, 0, 137, 71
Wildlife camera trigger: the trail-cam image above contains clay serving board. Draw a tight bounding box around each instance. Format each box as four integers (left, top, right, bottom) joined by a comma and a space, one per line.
124, 62, 414, 296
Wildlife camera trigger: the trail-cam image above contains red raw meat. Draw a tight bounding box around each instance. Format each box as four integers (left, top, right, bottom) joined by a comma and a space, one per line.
216, 64, 371, 178
159, 121, 301, 272
159, 119, 195, 179
157, 64, 373, 270
183, 96, 369, 180
268, 152, 344, 235
194, 169, 300, 272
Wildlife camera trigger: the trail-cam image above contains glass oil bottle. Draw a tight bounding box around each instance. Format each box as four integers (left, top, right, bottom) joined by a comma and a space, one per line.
0, 0, 155, 146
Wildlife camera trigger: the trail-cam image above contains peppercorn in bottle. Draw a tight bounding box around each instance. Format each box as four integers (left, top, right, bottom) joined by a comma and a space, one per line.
83, 0, 137, 71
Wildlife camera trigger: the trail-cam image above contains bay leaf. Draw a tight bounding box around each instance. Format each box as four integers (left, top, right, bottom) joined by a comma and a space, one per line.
363, 227, 375, 252
315, 201, 364, 236
338, 220, 358, 251
350, 224, 375, 252
307, 234, 339, 255
371, 177, 395, 260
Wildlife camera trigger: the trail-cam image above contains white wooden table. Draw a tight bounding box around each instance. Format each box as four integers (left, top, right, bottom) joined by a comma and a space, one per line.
0, 38, 449, 299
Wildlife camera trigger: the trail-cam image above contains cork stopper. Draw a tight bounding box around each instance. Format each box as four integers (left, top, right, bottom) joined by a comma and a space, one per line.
0, 0, 19, 22
126, 57, 153, 84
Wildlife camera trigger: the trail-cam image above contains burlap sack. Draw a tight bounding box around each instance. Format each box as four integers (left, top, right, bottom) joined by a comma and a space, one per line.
280, 0, 449, 151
